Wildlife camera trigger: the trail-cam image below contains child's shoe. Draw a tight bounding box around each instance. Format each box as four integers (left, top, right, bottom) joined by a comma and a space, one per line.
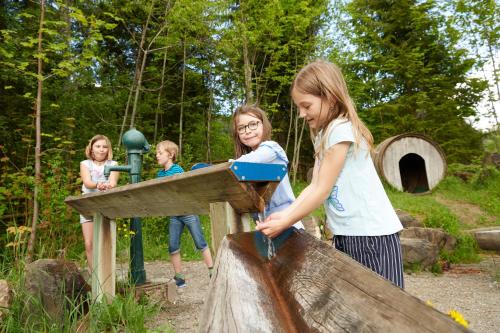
174, 274, 187, 288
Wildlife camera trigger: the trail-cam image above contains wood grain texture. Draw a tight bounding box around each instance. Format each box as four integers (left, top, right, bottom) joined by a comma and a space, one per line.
91, 213, 115, 303
199, 231, 471, 333
65, 162, 272, 219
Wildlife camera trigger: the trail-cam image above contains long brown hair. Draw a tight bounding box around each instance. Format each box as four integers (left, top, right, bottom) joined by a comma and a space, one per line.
85, 134, 113, 160
231, 105, 272, 158
292, 59, 373, 156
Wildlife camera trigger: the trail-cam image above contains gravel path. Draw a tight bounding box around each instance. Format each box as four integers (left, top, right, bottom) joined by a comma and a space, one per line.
119, 256, 500, 333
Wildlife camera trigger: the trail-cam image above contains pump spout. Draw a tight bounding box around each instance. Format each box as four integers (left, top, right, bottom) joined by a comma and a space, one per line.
104, 165, 132, 179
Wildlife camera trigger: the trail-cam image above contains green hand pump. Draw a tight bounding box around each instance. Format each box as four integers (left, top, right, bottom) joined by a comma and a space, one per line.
104, 128, 149, 285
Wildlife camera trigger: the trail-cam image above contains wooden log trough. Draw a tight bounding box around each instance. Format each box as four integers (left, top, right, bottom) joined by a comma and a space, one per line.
65, 161, 469, 332
201, 231, 470, 333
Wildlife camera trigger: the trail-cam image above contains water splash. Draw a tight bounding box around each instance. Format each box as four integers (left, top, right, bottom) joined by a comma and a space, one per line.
258, 211, 276, 260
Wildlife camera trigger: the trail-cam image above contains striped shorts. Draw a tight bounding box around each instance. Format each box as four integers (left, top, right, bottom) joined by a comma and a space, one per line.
334, 233, 404, 288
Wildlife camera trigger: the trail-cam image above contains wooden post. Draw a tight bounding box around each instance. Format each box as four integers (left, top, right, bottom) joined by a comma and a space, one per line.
92, 212, 116, 302
241, 213, 252, 232
209, 202, 248, 256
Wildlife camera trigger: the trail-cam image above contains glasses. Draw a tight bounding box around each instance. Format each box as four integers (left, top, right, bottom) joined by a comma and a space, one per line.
237, 120, 261, 134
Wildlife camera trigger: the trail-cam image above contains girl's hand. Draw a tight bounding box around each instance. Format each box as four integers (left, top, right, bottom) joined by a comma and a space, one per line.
256, 213, 290, 238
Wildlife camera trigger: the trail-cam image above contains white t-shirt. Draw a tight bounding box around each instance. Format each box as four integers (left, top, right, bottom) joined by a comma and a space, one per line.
319, 119, 402, 236
80, 159, 117, 194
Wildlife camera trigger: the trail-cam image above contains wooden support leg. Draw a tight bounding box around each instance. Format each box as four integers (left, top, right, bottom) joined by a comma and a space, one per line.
209, 202, 244, 256
92, 213, 116, 303
241, 213, 252, 232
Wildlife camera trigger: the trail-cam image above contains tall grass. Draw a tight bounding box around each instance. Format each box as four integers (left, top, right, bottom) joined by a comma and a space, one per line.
0, 256, 166, 332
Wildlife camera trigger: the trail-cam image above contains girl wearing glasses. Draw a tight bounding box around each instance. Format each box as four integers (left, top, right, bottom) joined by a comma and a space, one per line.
257, 60, 404, 288
231, 105, 304, 234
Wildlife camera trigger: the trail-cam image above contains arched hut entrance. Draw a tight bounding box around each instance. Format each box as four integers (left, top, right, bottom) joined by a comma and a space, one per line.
374, 133, 446, 193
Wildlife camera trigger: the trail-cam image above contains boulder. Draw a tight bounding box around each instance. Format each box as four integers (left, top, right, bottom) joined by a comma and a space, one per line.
395, 209, 423, 228
0, 280, 12, 321
471, 227, 500, 252
24, 259, 90, 321
401, 227, 456, 252
401, 238, 439, 268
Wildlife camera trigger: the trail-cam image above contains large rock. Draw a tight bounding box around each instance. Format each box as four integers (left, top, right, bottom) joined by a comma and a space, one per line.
24, 259, 90, 321
0, 280, 12, 321
395, 209, 423, 228
471, 227, 500, 252
401, 227, 456, 252
400, 238, 439, 268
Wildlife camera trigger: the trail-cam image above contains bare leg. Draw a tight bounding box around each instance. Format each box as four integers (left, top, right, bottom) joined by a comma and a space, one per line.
201, 248, 213, 268
171, 252, 182, 274
81, 222, 93, 270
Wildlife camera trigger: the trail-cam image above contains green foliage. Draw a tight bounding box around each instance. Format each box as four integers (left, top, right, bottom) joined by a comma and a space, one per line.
386, 187, 462, 235
340, 0, 488, 163
441, 234, 480, 264
439, 164, 500, 220
0, 258, 162, 333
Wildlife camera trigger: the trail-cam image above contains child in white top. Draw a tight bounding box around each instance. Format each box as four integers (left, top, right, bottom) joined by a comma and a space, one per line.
79, 134, 119, 270
257, 60, 404, 288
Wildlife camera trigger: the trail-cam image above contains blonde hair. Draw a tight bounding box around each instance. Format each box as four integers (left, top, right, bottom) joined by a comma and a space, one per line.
231, 105, 272, 158
292, 59, 373, 157
85, 134, 113, 160
156, 140, 179, 162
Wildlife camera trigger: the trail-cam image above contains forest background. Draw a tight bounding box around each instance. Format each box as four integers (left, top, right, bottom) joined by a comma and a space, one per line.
0, 0, 499, 264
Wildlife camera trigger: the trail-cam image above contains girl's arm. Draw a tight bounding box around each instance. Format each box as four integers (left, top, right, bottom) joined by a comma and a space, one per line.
257, 142, 350, 238
235, 144, 278, 164
80, 162, 98, 189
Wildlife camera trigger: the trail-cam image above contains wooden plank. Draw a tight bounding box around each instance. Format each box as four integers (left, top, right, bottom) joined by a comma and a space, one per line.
92, 213, 116, 303
65, 162, 268, 219
200, 231, 471, 333
209, 202, 241, 256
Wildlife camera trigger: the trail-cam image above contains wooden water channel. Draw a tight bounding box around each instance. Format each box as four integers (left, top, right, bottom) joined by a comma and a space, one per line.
65, 162, 470, 333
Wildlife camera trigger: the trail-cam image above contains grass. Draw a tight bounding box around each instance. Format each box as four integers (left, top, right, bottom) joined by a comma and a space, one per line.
116, 215, 213, 262
0, 255, 166, 332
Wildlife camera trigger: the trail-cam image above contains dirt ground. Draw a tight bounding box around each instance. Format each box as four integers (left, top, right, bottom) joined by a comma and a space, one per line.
116, 254, 500, 333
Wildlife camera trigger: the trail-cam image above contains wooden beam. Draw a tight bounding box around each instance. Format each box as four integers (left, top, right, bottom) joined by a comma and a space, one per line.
65, 162, 275, 219
92, 213, 116, 302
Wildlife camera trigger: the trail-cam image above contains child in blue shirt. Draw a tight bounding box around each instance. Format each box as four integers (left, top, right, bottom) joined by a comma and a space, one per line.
156, 140, 214, 287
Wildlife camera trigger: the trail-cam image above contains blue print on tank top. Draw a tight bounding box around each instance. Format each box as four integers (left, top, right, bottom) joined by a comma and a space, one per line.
328, 186, 345, 211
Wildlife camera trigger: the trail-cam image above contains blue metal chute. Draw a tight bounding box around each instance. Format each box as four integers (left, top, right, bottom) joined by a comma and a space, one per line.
229, 162, 287, 182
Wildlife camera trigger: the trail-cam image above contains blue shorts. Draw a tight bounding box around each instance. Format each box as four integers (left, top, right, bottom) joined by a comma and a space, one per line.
169, 215, 208, 254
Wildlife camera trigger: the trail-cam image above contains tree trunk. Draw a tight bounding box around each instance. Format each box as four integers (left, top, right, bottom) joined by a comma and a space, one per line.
486, 43, 499, 127
26, 0, 45, 263
242, 36, 254, 104
291, 117, 306, 184
285, 102, 294, 153
178, 37, 186, 161
154, 45, 168, 143
206, 75, 213, 162
129, 1, 154, 129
